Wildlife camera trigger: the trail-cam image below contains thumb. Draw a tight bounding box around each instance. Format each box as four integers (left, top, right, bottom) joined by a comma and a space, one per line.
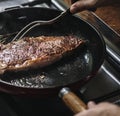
87, 101, 96, 109
70, 1, 86, 13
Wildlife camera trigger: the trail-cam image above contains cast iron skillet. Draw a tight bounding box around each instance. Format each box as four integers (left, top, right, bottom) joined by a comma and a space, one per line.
0, 7, 105, 97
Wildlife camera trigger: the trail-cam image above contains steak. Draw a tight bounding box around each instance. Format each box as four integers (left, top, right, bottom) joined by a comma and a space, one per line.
0, 35, 85, 74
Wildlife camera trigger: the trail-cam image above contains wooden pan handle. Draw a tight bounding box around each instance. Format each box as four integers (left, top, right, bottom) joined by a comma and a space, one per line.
59, 87, 87, 114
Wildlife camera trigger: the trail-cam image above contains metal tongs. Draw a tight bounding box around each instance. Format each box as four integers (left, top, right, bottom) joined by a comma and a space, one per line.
12, 8, 72, 41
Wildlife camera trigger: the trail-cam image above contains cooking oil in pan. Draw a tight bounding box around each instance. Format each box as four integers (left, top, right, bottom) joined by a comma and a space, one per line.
0, 48, 93, 88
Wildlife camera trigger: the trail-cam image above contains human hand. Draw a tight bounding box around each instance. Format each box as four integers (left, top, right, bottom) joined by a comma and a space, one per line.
74, 101, 120, 116
70, 0, 120, 13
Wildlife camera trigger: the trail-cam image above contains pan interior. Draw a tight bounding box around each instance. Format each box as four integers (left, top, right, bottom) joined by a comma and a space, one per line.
0, 48, 92, 88
0, 8, 103, 88
0, 50, 92, 88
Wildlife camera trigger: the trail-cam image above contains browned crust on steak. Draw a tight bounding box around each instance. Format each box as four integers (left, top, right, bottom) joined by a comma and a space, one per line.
0, 35, 85, 74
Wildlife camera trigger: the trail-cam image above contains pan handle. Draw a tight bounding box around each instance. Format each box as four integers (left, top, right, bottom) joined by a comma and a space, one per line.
59, 87, 87, 114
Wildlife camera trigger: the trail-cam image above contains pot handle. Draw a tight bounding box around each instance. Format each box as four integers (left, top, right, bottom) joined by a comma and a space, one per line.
59, 87, 87, 114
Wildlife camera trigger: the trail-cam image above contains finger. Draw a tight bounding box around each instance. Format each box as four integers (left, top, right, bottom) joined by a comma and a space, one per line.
70, 0, 87, 13
74, 110, 94, 116
87, 101, 96, 109
74, 101, 96, 116
70, 0, 95, 13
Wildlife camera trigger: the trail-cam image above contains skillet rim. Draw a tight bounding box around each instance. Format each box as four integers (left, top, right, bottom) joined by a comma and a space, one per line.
0, 7, 106, 95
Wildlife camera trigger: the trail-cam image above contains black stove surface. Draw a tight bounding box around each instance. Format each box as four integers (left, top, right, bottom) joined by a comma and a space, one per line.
0, 93, 73, 116
0, 0, 119, 116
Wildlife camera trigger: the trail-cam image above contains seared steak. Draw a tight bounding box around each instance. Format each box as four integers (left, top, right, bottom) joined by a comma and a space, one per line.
0, 35, 85, 74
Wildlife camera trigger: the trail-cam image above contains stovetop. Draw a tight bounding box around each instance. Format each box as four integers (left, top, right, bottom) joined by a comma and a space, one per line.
0, 0, 119, 116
